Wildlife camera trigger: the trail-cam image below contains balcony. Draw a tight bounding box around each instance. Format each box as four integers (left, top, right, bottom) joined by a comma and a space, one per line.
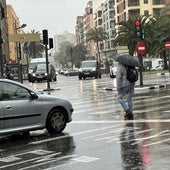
128, 0, 140, 6
153, 0, 165, 5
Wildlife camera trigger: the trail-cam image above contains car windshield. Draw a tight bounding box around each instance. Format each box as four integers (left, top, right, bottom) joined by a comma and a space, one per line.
37, 64, 46, 71
81, 62, 96, 68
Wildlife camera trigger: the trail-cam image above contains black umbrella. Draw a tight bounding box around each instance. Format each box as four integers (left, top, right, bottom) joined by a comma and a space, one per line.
112, 53, 141, 67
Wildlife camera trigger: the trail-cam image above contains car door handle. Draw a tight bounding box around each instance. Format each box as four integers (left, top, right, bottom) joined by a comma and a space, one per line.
6, 105, 12, 109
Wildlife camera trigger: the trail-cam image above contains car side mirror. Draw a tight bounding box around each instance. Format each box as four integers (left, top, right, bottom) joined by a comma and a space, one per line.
30, 91, 38, 100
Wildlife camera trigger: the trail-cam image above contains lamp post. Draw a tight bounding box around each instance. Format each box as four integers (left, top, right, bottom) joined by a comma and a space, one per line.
15, 24, 27, 83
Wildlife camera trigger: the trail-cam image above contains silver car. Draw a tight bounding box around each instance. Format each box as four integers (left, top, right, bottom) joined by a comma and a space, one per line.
0, 79, 73, 136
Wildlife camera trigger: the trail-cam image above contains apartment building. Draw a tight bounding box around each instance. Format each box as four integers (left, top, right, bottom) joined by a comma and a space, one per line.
54, 31, 76, 53
102, 0, 116, 57
76, 0, 170, 60
75, 16, 84, 45
0, 0, 9, 75
6, 4, 23, 64
75, 1, 95, 59
115, 0, 169, 23
84, 1, 95, 58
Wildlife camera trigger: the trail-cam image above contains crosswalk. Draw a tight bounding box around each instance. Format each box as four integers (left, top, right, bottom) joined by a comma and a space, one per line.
1, 75, 169, 170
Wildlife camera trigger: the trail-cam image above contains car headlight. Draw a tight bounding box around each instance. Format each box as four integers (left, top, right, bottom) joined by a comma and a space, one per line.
91, 68, 96, 71
79, 69, 82, 72
45, 73, 48, 76
32, 73, 36, 76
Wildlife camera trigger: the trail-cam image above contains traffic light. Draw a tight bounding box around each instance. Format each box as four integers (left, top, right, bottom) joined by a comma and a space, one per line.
49, 38, 53, 49
42, 29, 48, 45
135, 20, 142, 39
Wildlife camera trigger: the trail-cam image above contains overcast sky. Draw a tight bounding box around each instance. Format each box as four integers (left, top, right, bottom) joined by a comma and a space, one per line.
6, 0, 89, 37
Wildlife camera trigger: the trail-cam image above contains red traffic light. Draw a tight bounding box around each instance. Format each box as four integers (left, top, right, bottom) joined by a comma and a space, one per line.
135, 20, 141, 26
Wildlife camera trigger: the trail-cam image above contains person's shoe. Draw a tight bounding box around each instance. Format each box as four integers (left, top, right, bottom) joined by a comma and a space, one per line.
128, 113, 134, 120
124, 109, 131, 120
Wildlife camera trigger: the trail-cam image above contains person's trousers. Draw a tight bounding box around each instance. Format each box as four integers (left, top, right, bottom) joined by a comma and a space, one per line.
117, 84, 135, 112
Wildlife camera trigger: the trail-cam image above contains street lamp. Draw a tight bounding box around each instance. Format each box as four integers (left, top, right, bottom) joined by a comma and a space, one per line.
15, 23, 27, 83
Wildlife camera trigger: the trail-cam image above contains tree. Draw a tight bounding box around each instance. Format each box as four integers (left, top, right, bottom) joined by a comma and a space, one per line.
114, 15, 152, 56
54, 41, 72, 67
86, 27, 108, 62
23, 30, 45, 58
151, 15, 170, 69
72, 44, 87, 67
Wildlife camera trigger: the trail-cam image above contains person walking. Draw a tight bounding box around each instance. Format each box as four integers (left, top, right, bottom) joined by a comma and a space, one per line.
116, 62, 135, 120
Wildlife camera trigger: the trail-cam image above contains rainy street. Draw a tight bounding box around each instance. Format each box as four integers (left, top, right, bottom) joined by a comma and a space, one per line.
0, 74, 170, 170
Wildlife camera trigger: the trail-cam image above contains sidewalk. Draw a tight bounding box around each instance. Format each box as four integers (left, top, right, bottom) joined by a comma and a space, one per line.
103, 73, 170, 92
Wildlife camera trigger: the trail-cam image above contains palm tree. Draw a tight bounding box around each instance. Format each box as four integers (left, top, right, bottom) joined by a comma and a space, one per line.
86, 27, 108, 62
23, 30, 45, 58
114, 15, 152, 56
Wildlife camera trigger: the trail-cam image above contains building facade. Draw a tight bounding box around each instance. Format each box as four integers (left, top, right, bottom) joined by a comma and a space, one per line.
0, 0, 9, 75
84, 1, 95, 59
54, 31, 76, 53
6, 4, 23, 64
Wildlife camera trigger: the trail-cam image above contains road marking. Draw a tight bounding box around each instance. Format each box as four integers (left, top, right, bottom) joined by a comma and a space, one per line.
28, 149, 54, 155
72, 156, 100, 163
143, 138, 170, 146
0, 152, 62, 169
0, 156, 21, 163
29, 125, 119, 145
82, 126, 123, 140
18, 155, 77, 170
71, 120, 170, 123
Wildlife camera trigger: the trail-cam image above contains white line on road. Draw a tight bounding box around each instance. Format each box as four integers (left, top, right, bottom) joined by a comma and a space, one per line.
29, 125, 118, 145
71, 119, 170, 123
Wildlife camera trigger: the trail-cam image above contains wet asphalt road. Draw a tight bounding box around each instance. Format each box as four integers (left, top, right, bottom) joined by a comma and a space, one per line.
0, 74, 170, 170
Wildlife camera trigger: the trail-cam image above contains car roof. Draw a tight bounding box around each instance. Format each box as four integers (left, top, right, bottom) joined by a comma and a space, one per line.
0, 79, 38, 93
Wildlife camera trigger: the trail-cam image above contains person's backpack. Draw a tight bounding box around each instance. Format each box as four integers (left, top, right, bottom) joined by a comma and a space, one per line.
126, 66, 138, 83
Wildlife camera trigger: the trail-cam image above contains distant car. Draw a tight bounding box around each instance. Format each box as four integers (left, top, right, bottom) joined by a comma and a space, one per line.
28, 58, 46, 82
64, 68, 79, 76
151, 64, 164, 70
59, 68, 67, 75
0, 79, 73, 136
110, 62, 118, 78
78, 60, 101, 80
29, 63, 57, 82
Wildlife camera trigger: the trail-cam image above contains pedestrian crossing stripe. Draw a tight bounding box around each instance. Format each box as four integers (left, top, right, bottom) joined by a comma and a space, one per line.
0, 156, 21, 163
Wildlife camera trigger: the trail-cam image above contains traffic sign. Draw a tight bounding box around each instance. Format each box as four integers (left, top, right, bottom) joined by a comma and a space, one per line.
165, 41, 170, 49
9, 34, 40, 42
136, 41, 146, 55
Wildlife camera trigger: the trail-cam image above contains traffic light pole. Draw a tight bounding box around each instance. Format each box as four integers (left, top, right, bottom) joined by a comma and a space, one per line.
42, 30, 50, 92
138, 55, 143, 87
135, 20, 145, 87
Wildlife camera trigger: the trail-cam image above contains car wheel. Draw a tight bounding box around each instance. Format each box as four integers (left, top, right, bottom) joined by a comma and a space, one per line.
46, 109, 67, 134
22, 131, 30, 138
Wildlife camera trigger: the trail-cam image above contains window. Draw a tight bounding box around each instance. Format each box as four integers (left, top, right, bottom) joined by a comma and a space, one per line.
0, 82, 30, 101
144, 0, 148, 4
144, 10, 149, 16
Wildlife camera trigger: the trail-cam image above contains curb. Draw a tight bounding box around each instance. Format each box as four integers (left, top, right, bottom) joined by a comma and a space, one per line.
156, 73, 169, 76
104, 84, 167, 91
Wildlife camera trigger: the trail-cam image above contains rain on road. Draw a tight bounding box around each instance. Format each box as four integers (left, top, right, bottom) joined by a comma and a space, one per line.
0, 74, 170, 170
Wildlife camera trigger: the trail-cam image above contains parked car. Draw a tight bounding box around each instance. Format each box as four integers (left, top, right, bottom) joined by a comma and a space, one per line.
78, 60, 101, 80
110, 62, 118, 78
29, 63, 57, 82
64, 68, 79, 76
0, 78, 73, 136
151, 64, 164, 70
